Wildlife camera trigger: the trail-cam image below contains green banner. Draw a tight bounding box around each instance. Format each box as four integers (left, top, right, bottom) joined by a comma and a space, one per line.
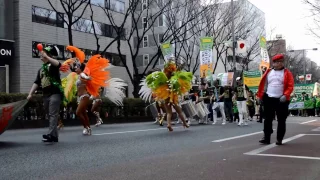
289, 100, 315, 110
293, 84, 314, 95
160, 42, 173, 61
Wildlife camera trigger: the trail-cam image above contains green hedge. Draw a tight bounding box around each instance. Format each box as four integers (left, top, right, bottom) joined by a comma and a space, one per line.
0, 93, 153, 119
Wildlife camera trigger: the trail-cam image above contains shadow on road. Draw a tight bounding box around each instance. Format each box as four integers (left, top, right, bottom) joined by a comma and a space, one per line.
0, 141, 27, 149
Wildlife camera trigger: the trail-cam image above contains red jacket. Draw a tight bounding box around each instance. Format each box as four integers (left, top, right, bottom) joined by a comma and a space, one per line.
257, 68, 294, 101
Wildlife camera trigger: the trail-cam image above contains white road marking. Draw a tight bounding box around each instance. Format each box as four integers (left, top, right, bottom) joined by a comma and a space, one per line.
312, 127, 320, 131
212, 131, 263, 143
244, 134, 307, 155
93, 127, 182, 136
300, 119, 317, 124
253, 154, 320, 160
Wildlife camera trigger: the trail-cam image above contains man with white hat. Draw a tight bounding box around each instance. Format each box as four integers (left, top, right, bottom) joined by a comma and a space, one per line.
234, 76, 249, 126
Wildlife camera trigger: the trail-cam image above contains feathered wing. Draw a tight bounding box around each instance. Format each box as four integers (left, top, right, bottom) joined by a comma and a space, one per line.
168, 71, 193, 104
61, 72, 78, 106
66, 46, 85, 63
85, 55, 110, 97
145, 71, 170, 101
103, 78, 127, 106
139, 78, 153, 103
60, 58, 76, 73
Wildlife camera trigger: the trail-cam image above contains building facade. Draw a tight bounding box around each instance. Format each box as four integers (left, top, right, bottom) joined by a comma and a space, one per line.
10, 0, 133, 96
0, 0, 14, 93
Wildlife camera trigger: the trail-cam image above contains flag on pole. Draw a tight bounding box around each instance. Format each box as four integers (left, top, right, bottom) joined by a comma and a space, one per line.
306, 74, 312, 81
236, 40, 246, 54
259, 36, 270, 76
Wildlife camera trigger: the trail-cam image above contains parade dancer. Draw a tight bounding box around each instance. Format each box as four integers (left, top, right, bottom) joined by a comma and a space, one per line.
27, 44, 62, 142
139, 68, 167, 126
234, 77, 249, 126
65, 46, 109, 135
145, 60, 193, 131
257, 54, 294, 145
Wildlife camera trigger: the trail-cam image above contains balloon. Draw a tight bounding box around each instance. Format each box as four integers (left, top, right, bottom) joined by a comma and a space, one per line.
37, 44, 43, 51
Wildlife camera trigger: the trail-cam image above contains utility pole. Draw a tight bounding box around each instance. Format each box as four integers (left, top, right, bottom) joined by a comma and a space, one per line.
231, 0, 236, 86
303, 49, 306, 84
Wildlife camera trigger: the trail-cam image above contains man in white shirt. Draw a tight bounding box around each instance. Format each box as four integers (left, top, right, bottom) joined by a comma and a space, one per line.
257, 54, 294, 145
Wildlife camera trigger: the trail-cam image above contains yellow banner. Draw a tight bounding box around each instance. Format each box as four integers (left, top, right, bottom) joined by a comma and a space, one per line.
200, 63, 214, 78
243, 77, 261, 87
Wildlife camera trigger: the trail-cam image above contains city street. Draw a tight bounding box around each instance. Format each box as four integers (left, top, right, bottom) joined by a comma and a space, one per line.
1, 117, 320, 180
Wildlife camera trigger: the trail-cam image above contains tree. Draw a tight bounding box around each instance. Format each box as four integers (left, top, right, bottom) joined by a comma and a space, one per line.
304, 0, 320, 43
99, 0, 212, 97
198, 0, 265, 73
47, 0, 90, 45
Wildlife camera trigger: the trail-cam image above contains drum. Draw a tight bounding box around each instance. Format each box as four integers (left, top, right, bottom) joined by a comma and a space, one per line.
181, 100, 197, 118
196, 102, 208, 119
148, 102, 159, 119
200, 101, 210, 115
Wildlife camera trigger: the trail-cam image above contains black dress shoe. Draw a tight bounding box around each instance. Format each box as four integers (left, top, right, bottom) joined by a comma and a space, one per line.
259, 137, 270, 144
276, 140, 283, 145
42, 134, 58, 142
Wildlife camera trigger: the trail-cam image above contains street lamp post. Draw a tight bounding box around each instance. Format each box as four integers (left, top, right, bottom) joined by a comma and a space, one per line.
288, 48, 317, 84
231, 0, 236, 86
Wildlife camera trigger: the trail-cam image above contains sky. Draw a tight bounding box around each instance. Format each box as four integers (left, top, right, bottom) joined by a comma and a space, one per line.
248, 0, 320, 65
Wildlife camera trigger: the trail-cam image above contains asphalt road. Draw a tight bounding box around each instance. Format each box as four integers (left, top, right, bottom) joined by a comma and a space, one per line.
1, 116, 320, 180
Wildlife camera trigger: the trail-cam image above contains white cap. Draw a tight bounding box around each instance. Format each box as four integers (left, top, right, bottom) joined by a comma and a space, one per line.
236, 77, 241, 81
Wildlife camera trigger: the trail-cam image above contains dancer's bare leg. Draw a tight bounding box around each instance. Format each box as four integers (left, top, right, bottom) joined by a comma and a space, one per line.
76, 96, 91, 135
163, 100, 173, 131
173, 104, 189, 128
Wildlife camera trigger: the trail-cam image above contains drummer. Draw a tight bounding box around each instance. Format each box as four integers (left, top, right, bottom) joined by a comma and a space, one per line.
212, 80, 227, 125
196, 81, 211, 124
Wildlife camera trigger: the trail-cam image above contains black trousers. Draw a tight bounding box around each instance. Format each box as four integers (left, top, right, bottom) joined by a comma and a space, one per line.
263, 94, 289, 141
224, 101, 233, 121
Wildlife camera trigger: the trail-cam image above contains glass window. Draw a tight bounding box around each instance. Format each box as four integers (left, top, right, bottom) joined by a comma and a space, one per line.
69, 17, 93, 33
142, 17, 148, 28
106, 0, 125, 14
143, 36, 148, 47
103, 52, 125, 67
91, 0, 104, 6
32, 41, 65, 60
91, 21, 103, 35
158, 33, 164, 43
142, 0, 148, 10
159, 15, 163, 27
112, 54, 125, 66
32, 6, 57, 26
143, 54, 149, 66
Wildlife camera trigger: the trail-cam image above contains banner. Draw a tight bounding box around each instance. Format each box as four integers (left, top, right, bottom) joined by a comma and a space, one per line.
0, 100, 28, 135
199, 37, 214, 78
293, 84, 314, 95
218, 72, 234, 86
160, 42, 173, 61
243, 71, 262, 92
289, 100, 314, 110
259, 36, 270, 76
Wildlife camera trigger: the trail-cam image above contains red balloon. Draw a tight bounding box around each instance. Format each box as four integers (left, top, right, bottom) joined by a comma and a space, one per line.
37, 44, 43, 51
240, 43, 245, 49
